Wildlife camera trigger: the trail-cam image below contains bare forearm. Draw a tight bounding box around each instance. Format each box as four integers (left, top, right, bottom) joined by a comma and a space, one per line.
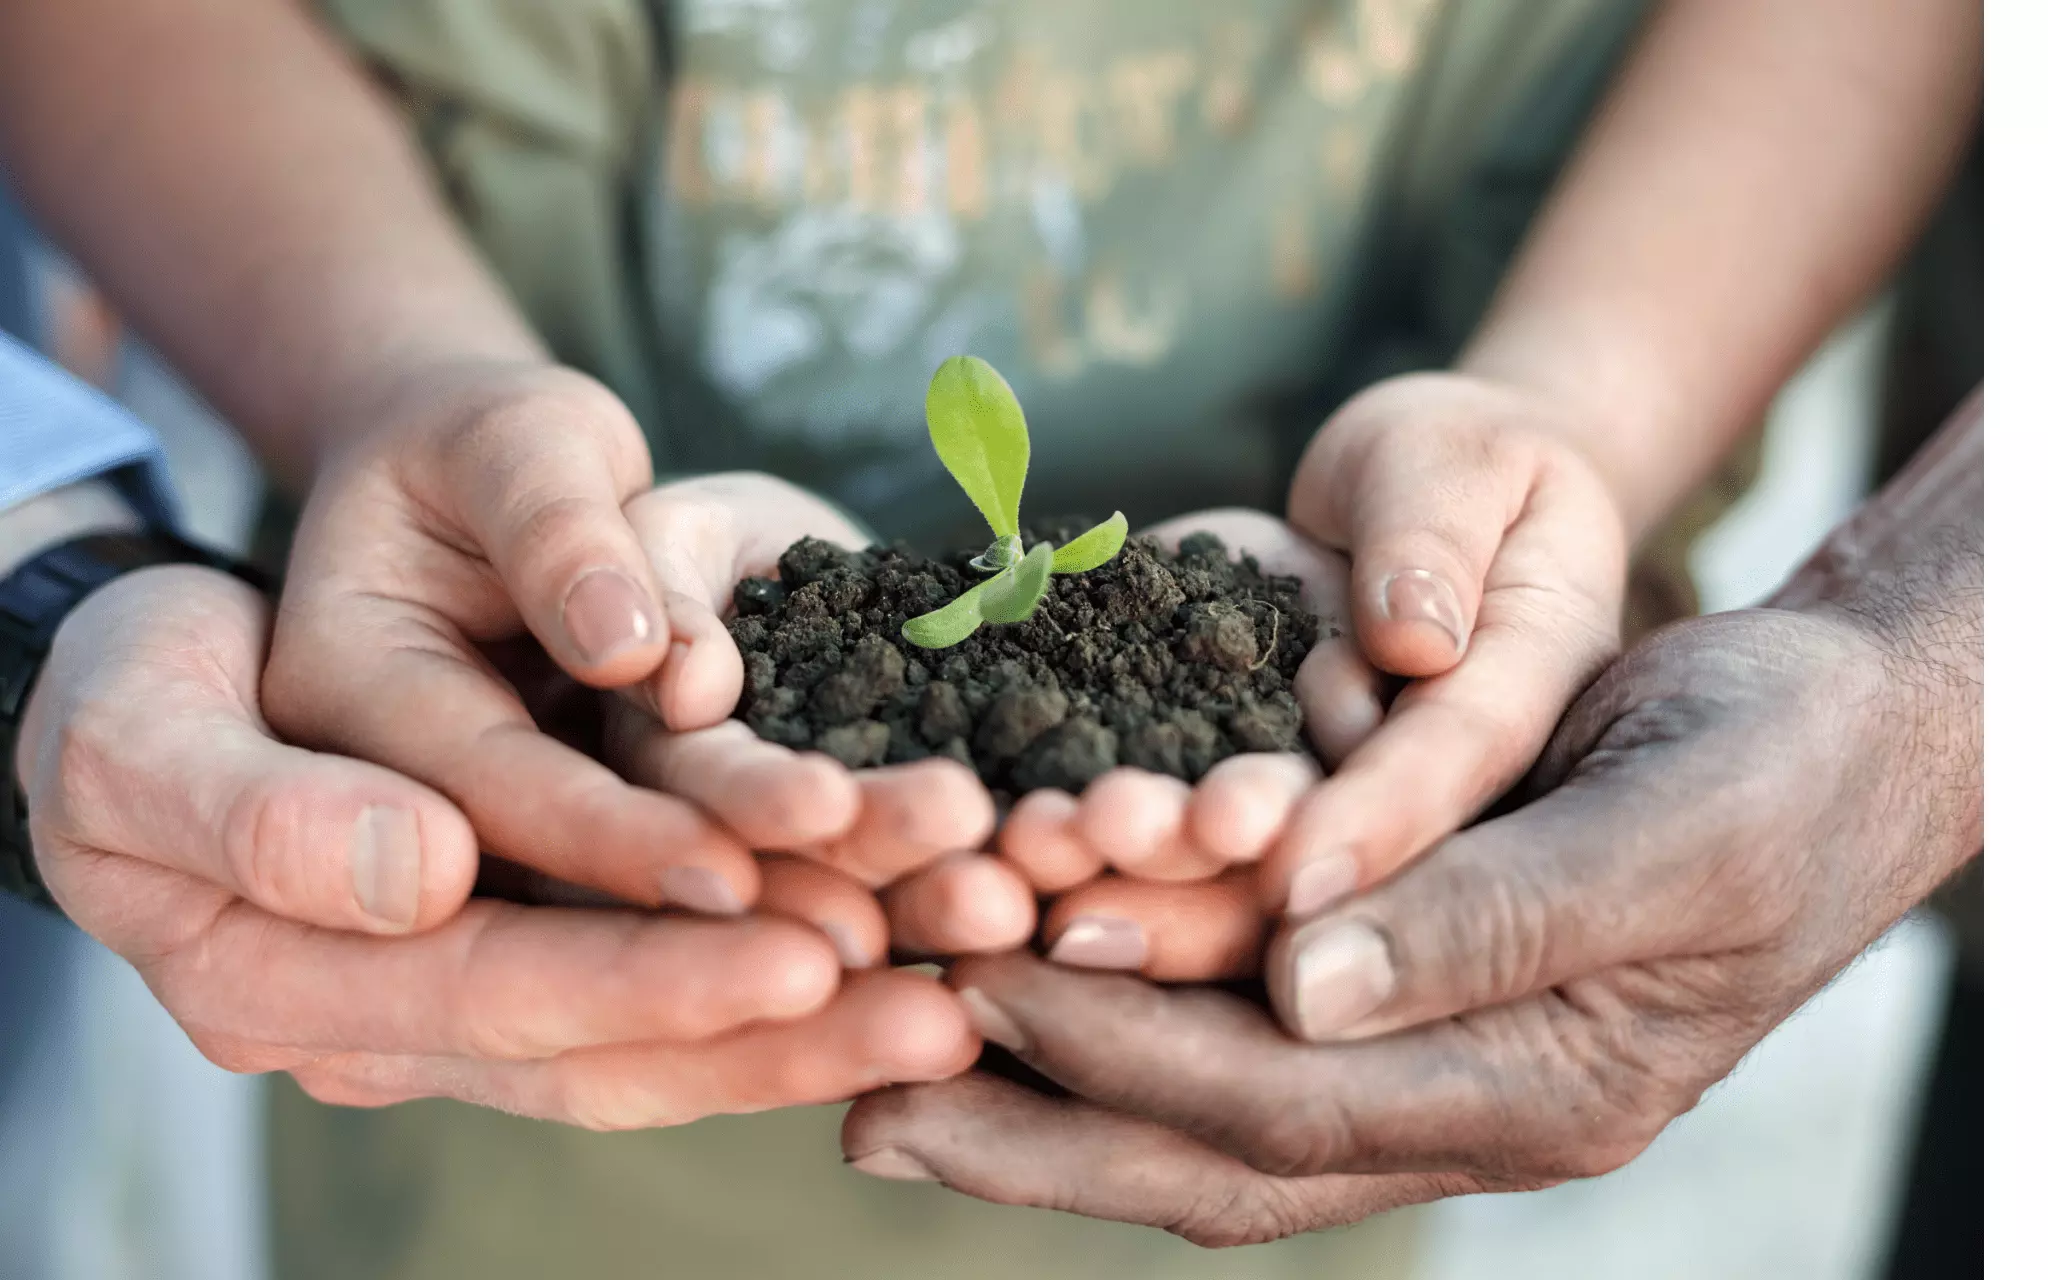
0, 0, 545, 488
1461, 0, 1981, 538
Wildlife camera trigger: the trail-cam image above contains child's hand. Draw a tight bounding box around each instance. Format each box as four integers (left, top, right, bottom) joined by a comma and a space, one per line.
1268, 372, 1627, 916
598, 472, 1034, 963
991, 509, 1356, 979
1000, 373, 1629, 979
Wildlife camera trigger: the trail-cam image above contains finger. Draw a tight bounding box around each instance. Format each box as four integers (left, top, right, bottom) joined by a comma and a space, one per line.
104, 868, 841, 1060
756, 856, 889, 970
622, 494, 747, 733
1043, 870, 1266, 981
996, 790, 1103, 893
1293, 636, 1385, 765
1074, 768, 1218, 882
883, 854, 1037, 957
843, 1073, 1468, 1248
26, 569, 476, 935
625, 471, 872, 731
608, 710, 860, 850
441, 380, 669, 687
299, 968, 977, 1129
266, 595, 760, 913
1291, 396, 1564, 677
943, 953, 1675, 1181
805, 759, 997, 888
1262, 477, 1624, 918
1266, 717, 1754, 1044
1185, 753, 1318, 865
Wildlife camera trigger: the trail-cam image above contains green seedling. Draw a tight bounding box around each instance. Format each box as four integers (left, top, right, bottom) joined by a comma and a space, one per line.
902, 355, 1127, 648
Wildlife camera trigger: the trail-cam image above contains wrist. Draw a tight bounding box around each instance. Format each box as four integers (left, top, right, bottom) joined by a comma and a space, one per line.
1769, 391, 1982, 866
0, 480, 145, 578
1455, 327, 1684, 542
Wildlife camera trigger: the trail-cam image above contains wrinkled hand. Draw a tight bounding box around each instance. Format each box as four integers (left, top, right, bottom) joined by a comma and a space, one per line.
17, 566, 978, 1125
843, 603, 1981, 1244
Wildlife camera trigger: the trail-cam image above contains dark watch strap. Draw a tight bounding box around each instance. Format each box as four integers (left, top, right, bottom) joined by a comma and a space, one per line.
0, 531, 270, 910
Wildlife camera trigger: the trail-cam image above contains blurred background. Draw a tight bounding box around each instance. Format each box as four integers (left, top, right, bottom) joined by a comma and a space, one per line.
0, 0, 1981, 1272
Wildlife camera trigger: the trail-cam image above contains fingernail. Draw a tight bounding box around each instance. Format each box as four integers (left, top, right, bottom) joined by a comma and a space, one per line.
351, 807, 421, 929
1378, 569, 1466, 656
1286, 853, 1357, 919
848, 1147, 938, 1182
1290, 919, 1396, 1041
659, 866, 743, 916
822, 920, 876, 970
1047, 916, 1148, 970
563, 568, 658, 666
959, 987, 1029, 1052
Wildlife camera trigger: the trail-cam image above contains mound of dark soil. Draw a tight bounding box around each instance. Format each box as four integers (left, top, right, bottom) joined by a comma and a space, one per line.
727, 520, 1322, 798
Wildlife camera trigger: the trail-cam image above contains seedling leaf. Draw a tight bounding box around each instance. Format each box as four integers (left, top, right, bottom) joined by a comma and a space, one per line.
926, 355, 1029, 539
902, 580, 991, 648
1050, 511, 1127, 574
977, 541, 1053, 624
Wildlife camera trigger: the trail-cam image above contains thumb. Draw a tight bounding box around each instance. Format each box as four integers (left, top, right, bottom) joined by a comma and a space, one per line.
23, 569, 478, 935
1265, 723, 1734, 1044
447, 379, 671, 689
1290, 430, 1513, 680
141, 725, 478, 935
624, 473, 873, 731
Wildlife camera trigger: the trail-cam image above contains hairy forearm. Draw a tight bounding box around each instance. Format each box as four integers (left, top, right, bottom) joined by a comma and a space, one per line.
0, 0, 545, 489
1775, 390, 1983, 868
1460, 0, 1981, 539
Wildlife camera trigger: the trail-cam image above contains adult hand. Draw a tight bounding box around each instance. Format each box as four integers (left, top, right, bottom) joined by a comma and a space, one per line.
844, 585, 1981, 1241
17, 565, 978, 1124
260, 362, 771, 914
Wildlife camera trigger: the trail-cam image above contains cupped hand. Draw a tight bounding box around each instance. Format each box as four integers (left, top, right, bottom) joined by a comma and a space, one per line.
259, 363, 768, 912
18, 567, 978, 1125
997, 372, 1630, 977
993, 509, 1354, 980
842, 602, 1981, 1243
596, 472, 1031, 960
1264, 372, 1628, 918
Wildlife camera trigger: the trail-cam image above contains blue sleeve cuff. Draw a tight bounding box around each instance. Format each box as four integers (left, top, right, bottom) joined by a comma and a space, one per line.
0, 331, 180, 528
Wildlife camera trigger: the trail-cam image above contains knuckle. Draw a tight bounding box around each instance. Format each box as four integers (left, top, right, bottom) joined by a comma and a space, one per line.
219, 778, 320, 912
185, 1028, 295, 1076
506, 493, 618, 575
46, 708, 120, 832
448, 904, 578, 1061
442, 375, 648, 487
556, 1073, 684, 1132
289, 1058, 403, 1109
450, 980, 541, 1066
1420, 860, 1555, 1009
291, 1068, 367, 1108
1169, 1179, 1307, 1249
1533, 998, 1687, 1180
1231, 1092, 1358, 1180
